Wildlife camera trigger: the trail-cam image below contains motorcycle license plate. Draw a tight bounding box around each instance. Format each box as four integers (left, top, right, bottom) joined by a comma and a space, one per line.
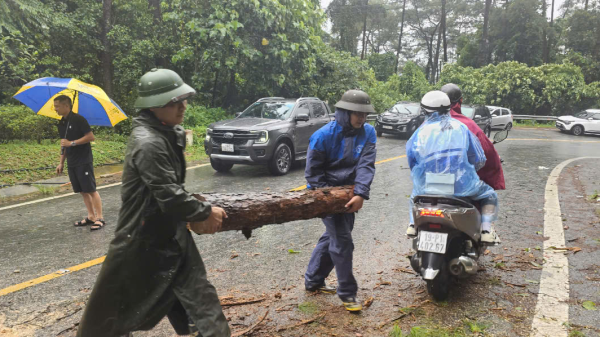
221, 143, 234, 152
418, 231, 448, 254
383, 125, 394, 130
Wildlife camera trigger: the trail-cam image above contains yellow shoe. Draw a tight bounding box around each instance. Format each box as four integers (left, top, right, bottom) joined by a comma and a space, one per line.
341, 297, 363, 312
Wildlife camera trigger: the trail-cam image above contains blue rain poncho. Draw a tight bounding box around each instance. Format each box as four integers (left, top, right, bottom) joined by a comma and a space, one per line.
406, 112, 496, 200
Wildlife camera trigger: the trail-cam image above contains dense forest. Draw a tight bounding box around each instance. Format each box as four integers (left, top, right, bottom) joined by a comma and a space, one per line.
1, 0, 599, 122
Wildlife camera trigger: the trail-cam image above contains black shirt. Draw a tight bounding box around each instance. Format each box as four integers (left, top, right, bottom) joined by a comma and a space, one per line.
57, 112, 93, 167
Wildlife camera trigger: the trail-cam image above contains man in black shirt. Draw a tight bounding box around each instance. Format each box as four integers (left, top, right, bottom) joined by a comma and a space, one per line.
55, 95, 105, 230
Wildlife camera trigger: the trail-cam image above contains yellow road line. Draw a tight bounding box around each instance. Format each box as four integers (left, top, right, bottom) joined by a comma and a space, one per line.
0, 155, 408, 297
507, 138, 600, 143
0, 256, 106, 297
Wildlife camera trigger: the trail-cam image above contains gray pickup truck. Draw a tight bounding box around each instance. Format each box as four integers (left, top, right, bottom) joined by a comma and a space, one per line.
204, 97, 332, 175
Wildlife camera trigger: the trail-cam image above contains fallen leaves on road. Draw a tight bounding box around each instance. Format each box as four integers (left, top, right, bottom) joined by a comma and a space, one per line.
582, 301, 597, 311
288, 249, 301, 254
363, 297, 374, 308
548, 246, 582, 254
221, 297, 266, 307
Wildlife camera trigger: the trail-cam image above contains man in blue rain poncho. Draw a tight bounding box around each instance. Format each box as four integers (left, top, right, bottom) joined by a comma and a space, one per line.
304, 89, 377, 312
405, 91, 500, 244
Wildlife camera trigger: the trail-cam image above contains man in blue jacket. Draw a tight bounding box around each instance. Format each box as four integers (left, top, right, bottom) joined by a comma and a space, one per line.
304, 89, 377, 312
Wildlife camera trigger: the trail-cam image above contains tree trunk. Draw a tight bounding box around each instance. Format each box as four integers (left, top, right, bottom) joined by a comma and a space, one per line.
479, 0, 492, 67
101, 0, 113, 97
432, 24, 442, 83
361, 0, 369, 60
550, 0, 554, 25
211, 67, 220, 107
395, 0, 407, 73
441, 0, 448, 63
584, 0, 588, 10
542, 0, 549, 63
191, 186, 354, 238
149, 0, 166, 68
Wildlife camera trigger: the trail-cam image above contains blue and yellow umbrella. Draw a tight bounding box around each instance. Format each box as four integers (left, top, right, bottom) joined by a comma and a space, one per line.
13, 77, 127, 127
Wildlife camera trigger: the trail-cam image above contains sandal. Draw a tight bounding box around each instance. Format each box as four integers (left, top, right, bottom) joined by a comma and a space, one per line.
74, 218, 94, 227
91, 219, 106, 231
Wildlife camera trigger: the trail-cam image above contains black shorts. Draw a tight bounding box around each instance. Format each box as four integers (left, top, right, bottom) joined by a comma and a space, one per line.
68, 163, 97, 193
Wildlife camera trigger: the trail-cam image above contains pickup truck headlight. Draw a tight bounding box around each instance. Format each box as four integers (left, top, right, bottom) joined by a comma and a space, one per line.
205, 128, 212, 141
562, 120, 572, 125
254, 130, 269, 144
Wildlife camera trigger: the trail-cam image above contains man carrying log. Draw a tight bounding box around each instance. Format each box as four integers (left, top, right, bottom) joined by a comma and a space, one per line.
304, 89, 377, 312
76, 69, 230, 337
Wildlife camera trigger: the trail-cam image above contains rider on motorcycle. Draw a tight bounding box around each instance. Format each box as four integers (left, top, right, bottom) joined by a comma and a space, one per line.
441, 83, 505, 190
405, 91, 500, 244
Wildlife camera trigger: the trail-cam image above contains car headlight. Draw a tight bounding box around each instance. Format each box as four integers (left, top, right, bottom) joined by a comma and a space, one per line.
205, 128, 212, 141
563, 120, 572, 125
254, 130, 269, 144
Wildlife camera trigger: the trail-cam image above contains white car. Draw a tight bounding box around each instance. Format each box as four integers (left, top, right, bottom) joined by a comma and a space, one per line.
487, 105, 513, 130
556, 109, 600, 136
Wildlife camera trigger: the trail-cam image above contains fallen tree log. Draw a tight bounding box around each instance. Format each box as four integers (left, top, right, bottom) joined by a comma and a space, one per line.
191, 186, 353, 238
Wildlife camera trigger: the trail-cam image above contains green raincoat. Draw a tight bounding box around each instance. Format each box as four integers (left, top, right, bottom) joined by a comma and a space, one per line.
77, 111, 230, 337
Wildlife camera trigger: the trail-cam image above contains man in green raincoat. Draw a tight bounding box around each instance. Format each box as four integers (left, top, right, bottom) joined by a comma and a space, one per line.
77, 69, 230, 337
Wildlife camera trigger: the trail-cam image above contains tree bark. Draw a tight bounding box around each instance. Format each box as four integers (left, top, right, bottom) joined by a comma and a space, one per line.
395, 0, 407, 73
149, 0, 166, 68
479, 0, 492, 67
101, 0, 113, 97
542, 0, 549, 63
361, 0, 369, 60
191, 186, 354, 238
584, 0, 588, 11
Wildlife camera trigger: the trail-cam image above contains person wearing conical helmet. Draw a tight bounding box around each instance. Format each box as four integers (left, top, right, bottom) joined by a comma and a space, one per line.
77, 69, 230, 337
304, 89, 377, 312
405, 90, 501, 244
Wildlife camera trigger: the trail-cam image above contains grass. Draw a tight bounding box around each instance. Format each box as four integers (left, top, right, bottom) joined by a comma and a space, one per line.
568, 330, 586, 337
589, 190, 599, 201
32, 184, 59, 196
514, 120, 555, 128
298, 301, 318, 315
390, 325, 468, 337
0, 139, 207, 186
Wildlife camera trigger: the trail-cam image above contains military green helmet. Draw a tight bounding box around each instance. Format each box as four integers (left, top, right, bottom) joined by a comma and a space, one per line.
134, 68, 196, 109
334, 89, 376, 114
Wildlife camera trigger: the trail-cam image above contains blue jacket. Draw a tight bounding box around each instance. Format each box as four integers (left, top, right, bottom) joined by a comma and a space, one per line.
406, 112, 492, 198
305, 109, 377, 199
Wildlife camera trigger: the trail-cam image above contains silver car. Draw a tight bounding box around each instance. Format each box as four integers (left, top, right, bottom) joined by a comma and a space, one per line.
487, 105, 513, 130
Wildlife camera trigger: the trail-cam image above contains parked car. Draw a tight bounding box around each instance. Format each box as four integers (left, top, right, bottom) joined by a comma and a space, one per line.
375, 101, 425, 138
461, 105, 492, 137
487, 105, 513, 130
556, 109, 600, 136
204, 97, 331, 175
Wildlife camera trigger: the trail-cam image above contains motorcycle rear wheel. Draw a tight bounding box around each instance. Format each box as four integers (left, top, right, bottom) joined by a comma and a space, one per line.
426, 267, 450, 301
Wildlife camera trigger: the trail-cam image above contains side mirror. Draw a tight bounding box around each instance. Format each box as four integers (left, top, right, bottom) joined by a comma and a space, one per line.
295, 114, 310, 122
235, 112, 243, 118
493, 130, 509, 143
588, 117, 594, 121
491, 114, 497, 117
474, 115, 482, 119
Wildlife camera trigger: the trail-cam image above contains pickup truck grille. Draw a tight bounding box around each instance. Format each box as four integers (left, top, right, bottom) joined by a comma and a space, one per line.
211, 130, 259, 145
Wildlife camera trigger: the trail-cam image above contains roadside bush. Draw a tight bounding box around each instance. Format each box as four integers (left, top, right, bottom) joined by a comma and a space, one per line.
0, 105, 57, 143
439, 61, 600, 115
183, 105, 231, 139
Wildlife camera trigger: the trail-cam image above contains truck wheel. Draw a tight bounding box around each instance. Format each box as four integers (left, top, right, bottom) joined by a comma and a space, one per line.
210, 158, 233, 172
268, 143, 292, 176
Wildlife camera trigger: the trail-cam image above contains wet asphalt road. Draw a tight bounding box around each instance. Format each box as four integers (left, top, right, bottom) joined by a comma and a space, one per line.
0, 128, 599, 336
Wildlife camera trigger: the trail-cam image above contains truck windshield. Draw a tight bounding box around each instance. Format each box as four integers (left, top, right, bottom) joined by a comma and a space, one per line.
239, 102, 295, 120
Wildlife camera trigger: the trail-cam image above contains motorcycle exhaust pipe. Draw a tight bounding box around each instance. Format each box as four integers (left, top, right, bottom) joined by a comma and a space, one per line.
449, 256, 478, 276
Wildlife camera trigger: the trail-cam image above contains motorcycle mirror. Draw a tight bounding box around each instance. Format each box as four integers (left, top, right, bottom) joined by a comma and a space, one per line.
493, 130, 509, 143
